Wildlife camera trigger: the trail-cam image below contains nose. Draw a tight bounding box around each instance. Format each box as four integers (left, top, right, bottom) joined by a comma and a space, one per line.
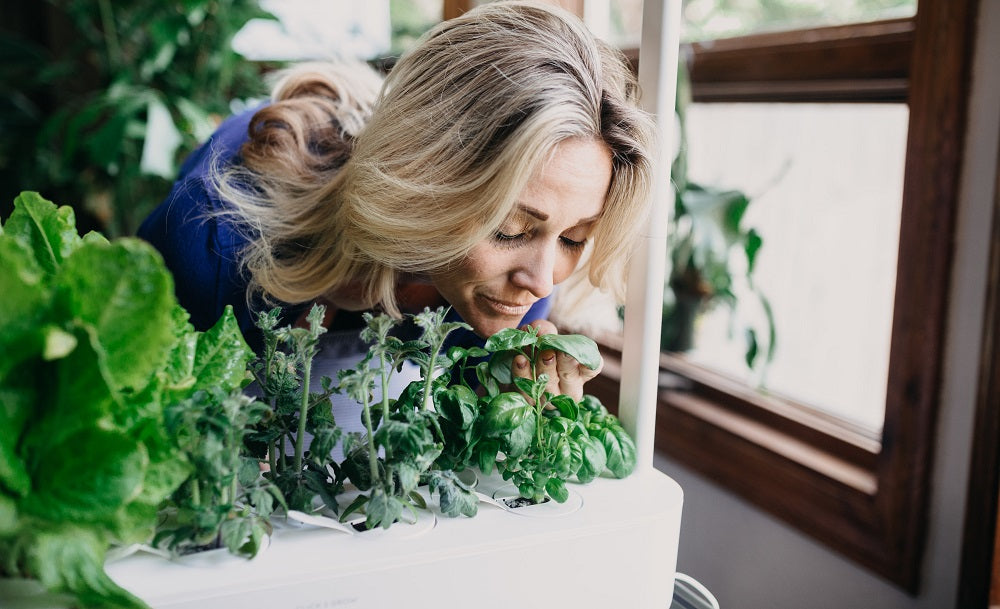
509, 241, 557, 298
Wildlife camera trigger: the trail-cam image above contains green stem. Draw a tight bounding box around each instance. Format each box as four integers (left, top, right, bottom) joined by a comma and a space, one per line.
379, 352, 391, 419
294, 357, 312, 473
420, 335, 447, 410
268, 439, 277, 475
361, 392, 379, 486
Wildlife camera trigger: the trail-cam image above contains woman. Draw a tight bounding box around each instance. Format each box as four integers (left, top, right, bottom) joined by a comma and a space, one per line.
139, 1, 654, 402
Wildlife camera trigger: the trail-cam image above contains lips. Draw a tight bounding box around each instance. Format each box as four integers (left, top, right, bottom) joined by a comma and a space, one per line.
479, 294, 534, 317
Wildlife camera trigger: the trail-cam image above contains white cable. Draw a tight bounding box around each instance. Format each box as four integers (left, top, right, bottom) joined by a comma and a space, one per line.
672, 572, 720, 609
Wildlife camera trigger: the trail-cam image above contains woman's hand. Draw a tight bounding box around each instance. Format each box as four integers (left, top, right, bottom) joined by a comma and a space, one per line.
511, 319, 604, 403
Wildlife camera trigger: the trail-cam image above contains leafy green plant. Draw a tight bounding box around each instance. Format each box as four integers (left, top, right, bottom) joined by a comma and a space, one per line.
248, 306, 343, 515
338, 308, 479, 528
662, 61, 776, 371
479, 327, 637, 503
0, 192, 259, 608
153, 308, 282, 558
3, 0, 275, 236
337, 308, 638, 525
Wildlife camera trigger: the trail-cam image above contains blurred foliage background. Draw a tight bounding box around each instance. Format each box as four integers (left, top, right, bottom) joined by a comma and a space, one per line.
0, 0, 276, 237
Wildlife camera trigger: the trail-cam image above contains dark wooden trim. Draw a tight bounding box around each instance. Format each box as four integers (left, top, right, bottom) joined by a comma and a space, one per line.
624, 18, 914, 103
880, 0, 978, 590
957, 82, 1000, 609
443, 0, 471, 21
594, 0, 978, 593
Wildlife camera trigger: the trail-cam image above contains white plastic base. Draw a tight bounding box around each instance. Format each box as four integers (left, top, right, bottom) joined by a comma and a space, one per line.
102, 468, 682, 609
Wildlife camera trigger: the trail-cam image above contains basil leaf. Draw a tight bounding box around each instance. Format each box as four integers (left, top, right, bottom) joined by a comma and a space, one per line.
482, 392, 531, 436
484, 327, 537, 352
537, 333, 602, 370
601, 425, 638, 478
549, 394, 579, 420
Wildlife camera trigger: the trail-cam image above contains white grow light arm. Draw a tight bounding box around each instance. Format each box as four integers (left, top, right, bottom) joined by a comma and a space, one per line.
619, 0, 681, 471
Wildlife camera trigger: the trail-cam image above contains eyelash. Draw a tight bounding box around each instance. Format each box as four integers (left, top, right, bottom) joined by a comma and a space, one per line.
493, 231, 587, 251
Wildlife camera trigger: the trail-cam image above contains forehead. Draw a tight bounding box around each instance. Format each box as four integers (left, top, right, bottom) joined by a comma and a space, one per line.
517, 137, 612, 221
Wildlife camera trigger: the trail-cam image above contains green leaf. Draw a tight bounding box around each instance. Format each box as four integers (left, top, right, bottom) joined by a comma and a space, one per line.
484, 327, 537, 352
189, 305, 253, 392
437, 384, 478, 429
0, 494, 17, 534
475, 439, 500, 474
548, 394, 579, 420
1, 192, 83, 277
482, 392, 532, 436
375, 419, 433, 456
576, 435, 607, 484
0, 237, 47, 382
19, 328, 115, 467
545, 477, 569, 503
536, 333, 602, 370
429, 472, 478, 518
54, 238, 176, 392
503, 415, 536, 458
600, 426, 638, 479
26, 525, 149, 609
24, 428, 147, 523
395, 462, 420, 495
366, 488, 403, 530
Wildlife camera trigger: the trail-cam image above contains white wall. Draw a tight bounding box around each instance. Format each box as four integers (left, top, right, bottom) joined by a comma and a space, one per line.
653, 3, 1000, 607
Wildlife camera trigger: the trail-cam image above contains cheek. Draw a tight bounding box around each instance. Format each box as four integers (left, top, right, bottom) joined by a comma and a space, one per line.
554, 250, 585, 284
443, 247, 507, 286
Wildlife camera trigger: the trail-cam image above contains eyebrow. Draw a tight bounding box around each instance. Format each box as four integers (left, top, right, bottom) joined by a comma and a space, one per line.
517, 205, 602, 225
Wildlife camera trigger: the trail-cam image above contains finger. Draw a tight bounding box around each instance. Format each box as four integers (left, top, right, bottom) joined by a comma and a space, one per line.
555, 351, 604, 401
512, 353, 534, 405
535, 348, 559, 406
523, 318, 557, 335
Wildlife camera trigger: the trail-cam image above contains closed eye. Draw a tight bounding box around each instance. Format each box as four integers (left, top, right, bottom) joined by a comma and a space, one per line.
559, 236, 587, 251
493, 231, 528, 248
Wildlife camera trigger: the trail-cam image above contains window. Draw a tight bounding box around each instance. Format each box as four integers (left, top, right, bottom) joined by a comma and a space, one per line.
580, 0, 979, 593
439, 0, 975, 592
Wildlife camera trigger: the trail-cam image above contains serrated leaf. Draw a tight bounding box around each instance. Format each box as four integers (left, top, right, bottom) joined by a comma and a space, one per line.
2, 192, 84, 277
55, 238, 176, 392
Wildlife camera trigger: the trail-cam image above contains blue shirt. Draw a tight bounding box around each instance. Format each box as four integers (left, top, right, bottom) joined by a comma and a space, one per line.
138, 107, 551, 353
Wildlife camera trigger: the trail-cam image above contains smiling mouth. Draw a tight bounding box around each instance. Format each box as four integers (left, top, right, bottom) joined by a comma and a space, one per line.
480, 295, 534, 317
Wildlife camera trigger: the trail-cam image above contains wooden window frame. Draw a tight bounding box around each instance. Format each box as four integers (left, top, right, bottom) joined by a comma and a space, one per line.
591, 0, 980, 594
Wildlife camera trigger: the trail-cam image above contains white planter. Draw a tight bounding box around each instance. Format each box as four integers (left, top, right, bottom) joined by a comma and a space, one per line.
104, 467, 683, 609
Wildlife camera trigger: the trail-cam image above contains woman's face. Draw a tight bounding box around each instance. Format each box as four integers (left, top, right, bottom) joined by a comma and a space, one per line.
430, 137, 613, 338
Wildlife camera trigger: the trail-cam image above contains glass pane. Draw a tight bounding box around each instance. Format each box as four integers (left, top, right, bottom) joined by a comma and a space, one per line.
390, 0, 443, 55
680, 103, 907, 431
231, 0, 443, 61
602, 0, 917, 47
231, 1, 391, 61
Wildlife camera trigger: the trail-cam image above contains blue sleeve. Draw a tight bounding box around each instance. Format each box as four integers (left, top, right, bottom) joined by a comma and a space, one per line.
137, 106, 278, 352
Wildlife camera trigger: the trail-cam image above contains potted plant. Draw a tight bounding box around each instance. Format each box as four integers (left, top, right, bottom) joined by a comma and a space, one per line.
662, 62, 776, 372
0, 192, 271, 608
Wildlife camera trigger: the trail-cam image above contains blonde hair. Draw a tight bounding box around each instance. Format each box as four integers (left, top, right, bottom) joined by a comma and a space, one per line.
218, 1, 654, 317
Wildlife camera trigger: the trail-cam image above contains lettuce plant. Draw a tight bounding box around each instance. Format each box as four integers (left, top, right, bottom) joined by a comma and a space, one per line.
0, 192, 267, 608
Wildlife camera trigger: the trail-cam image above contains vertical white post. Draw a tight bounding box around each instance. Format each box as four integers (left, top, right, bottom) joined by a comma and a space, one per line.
618, 0, 681, 471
